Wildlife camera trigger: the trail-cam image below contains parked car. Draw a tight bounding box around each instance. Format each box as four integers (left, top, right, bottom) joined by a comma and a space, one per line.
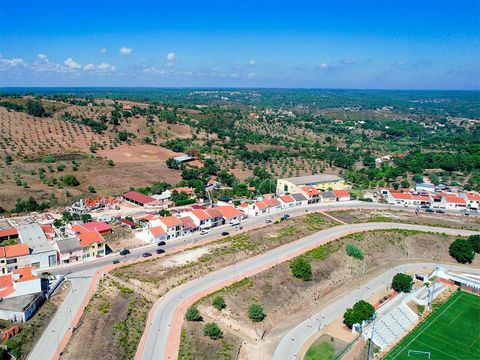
420, 205, 430, 209
435, 210, 445, 214
200, 230, 209, 235
265, 219, 272, 223
425, 208, 434, 213
157, 241, 166, 246
119, 249, 130, 256
221, 231, 230, 236
142, 252, 152, 257
156, 248, 165, 254
281, 214, 290, 221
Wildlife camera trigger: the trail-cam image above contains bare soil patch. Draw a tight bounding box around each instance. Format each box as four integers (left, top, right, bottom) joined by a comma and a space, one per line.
61, 277, 151, 360
327, 209, 480, 231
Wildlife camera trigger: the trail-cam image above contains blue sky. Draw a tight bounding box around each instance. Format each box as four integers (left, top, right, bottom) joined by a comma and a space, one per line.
0, 0, 479, 89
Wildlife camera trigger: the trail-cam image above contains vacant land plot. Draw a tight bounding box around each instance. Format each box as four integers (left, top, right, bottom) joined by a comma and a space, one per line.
112, 213, 336, 297
186, 230, 479, 359
385, 291, 480, 360
61, 278, 151, 360
328, 209, 480, 231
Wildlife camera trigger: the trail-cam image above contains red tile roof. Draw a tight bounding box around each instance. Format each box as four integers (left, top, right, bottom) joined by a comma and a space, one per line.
191, 209, 211, 221
0, 274, 14, 298
120, 218, 136, 227
72, 225, 105, 247
13, 267, 37, 282
159, 216, 183, 228
390, 192, 413, 200
1, 243, 30, 258
81, 221, 112, 233
465, 192, 480, 201
443, 194, 466, 205
280, 195, 295, 203
216, 206, 242, 219
172, 187, 193, 194
0, 228, 18, 238
122, 191, 155, 205
180, 216, 196, 229
205, 208, 222, 218
254, 200, 268, 209
150, 226, 166, 237
263, 198, 281, 207
300, 186, 321, 197
333, 190, 350, 198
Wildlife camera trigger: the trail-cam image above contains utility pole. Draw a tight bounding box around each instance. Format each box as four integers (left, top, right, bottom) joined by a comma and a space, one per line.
367, 313, 377, 360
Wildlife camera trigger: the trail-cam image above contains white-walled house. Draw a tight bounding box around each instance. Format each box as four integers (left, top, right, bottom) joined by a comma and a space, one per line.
135, 226, 167, 244
333, 189, 351, 202
157, 216, 183, 239
290, 193, 308, 206
440, 194, 467, 210
205, 208, 224, 227
189, 209, 213, 229
216, 206, 243, 225
279, 194, 297, 209
462, 192, 480, 209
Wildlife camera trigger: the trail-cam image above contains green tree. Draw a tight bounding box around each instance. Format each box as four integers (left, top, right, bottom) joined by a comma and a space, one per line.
25, 99, 46, 117
248, 303, 265, 322
468, 234, 480, 254
203, 322, 223, 340
87, 185, 96, 193
343, 300, 375, 329
53, 219, 63, 228
212, 296, 226, 310
290, 257, 312, 281
449, 238, 475, 263
391, 273, 413, 293
185, 305, 202, 321
61, 174, 80, 187
346, 244, 364, 260
107, 159, 115, 167
4, 153, 12, 165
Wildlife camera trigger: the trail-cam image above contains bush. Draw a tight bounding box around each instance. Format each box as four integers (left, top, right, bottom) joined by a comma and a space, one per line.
87, 185, 96, 193
449, 238, 475, 264
212, 296, 226, 310
4, 153, 12, 165
248, 303, 265, 322
391, 273, 413, 293
203, 322, 223, 340
185, 305, 202, 321
290, 257, 312, 281
343, 300, 375, 329
469, 234, 480, 254
25, 99, 46, 117
346, 244, 364, 260
42, 155, 56, 163
107, 159, 115, 167
61, 174, 80, 187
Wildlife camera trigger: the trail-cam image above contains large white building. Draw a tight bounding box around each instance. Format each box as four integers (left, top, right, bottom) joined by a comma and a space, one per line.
17, 224, 57, 270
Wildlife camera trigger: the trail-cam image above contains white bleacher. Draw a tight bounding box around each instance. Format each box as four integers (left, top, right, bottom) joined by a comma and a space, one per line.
363, 303, 418, 351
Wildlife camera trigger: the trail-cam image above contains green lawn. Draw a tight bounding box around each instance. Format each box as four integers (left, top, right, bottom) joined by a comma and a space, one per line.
304, 340, 335, 360
384, 291, 480, 360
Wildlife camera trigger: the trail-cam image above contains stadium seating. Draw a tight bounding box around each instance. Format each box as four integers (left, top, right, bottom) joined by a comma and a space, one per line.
363, 303, 418, 351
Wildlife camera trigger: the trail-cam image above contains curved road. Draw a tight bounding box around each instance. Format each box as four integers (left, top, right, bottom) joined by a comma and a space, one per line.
136, 223, 478, 360
272, 262, 480, 360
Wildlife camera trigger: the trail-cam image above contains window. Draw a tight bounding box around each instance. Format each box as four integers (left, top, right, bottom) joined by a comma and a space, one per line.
6, 258, 17, 264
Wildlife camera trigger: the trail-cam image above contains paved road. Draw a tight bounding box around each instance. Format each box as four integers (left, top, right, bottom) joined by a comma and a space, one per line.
137, 223, 478, 360
29, 268, 96, 360
30, 201, 384, 359
272, 263, 480, 360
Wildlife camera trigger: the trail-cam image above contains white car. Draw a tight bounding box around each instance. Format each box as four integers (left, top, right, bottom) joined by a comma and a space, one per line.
200, 230, 209, 235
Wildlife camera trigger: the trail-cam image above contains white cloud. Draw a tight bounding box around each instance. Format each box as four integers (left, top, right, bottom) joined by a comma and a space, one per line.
248, 59, 256, 66
83, 62, 116, 72
230, 72, 240, 78
64, 57, 82, 69
166, 52, 176, 62
120, 47, 133, 55
248, 72, 256, 78
0, 58, 25, 68
100, 48, 107, 54
143, 67, 165, 75
317, 63, 330, 70
37, 54, 48, 61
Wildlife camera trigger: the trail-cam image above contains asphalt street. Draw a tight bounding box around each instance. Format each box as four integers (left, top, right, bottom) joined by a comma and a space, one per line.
272, 263, 480, 360
138, 223, 478, 360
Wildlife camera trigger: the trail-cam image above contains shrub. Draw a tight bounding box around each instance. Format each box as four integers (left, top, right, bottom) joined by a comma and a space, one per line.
469, 234, 480, 254
43, 155, 56, 163
4, 153, 12, 165
203, 322, 223, 340
248, 303, 265, 322
343, 300, 375, 329
87, 185, 96, 193
107, 159, 115, 167
57, 164, 65, 172
346, 244, 364, 260
185, 305, 202, 321
25, 99, 46, 117
449, 238, 475, 264
61, 174, 80, 187
212, 296, 226, 310
290, 257, 312, 281
391, 273, 413, 293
